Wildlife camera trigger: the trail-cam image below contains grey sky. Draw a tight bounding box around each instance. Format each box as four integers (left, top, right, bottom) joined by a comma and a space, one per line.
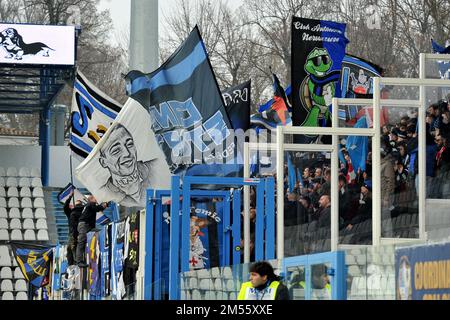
98, 0, 243, 46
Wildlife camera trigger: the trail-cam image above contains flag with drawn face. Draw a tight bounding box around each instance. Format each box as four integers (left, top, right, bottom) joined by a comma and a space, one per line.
10, 242, 53, 288
75, 98, 171, 208
70, 71, 122, 158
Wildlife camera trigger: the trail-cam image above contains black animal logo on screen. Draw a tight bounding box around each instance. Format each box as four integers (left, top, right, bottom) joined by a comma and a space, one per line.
0, 28, 55, 60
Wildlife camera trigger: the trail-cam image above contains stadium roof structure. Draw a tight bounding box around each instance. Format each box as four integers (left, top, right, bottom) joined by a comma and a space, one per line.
0, 23, 80, 186
0, 65, 74, 114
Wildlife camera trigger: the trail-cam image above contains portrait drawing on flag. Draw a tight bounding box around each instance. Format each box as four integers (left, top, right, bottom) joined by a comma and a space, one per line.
76, 98, 171, 208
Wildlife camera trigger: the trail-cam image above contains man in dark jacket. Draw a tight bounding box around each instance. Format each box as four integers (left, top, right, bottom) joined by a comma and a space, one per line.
63, 191, 84, 265
75, 195, 108, 266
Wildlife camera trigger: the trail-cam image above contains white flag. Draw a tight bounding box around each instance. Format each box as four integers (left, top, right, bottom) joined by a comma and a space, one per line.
75, 98, 171, 208
70, 71, 122, 158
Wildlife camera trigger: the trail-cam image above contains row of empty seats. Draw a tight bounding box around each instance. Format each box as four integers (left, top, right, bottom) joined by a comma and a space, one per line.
0, 186, 44, 198
0, 197, 45, 209
181, 290, 236, 300
1, 266, 24, 279
1, 291, 28, 300
1, 279, 27, 292
0, 229, 49, 241
0, 208, 47, 219
181, 277, 240, 292
0, 177, 42, 188
0, 167, 40, 178
0, 218, 48, 230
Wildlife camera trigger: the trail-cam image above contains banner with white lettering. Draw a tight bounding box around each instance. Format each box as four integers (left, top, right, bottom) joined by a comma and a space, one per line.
125, 26, 234, 174
291, 17, 348, 138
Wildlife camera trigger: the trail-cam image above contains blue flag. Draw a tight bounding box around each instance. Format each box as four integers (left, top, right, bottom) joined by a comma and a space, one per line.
287, 153, 297, 193
431, 39, 450, 79
346, 116, 368, 172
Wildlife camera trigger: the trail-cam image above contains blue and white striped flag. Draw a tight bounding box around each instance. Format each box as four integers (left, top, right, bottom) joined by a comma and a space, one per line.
70, 71, 122, 158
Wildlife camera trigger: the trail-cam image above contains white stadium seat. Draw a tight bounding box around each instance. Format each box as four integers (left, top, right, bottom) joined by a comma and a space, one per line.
0, 229, 9, 241
1, 266, 12, 279
37, 230, 49, 241
18, 178, 30, 188
10, 230, 22, 241
2, 292, 14, 300
21, 208, 33, 219
19, 187, 31, 198
34, 208, 46, 219
199, 279, 213, 290
0, 167, 5, 176
36, 219, 47, 230
0, 177, 5, 187
0, 197, 6, 208
30, 168, 40, 178
0, 246, 11, 266
0, 187, 5, 197
6, 177, 17, 188
23, 219, 35, 230
15, 292, 28, 300
21, 197, 32, 208
33, 198, 45, 208
7, 187, 18, 198
197, 269, 211, 279
1, 279, 13, 291
18, 167, 30, 177
32, 187, 44, 198
0, 218, 8, 229
7, 197, 19, 208
6, 167, 17, 177
8, 208, 21, 219
14, 267, 24, 279
0, 208, 6, 218
31, 178, 42, 188
9, 218, 21, 229
23, 230, 36, 241
15, 279, 27, 291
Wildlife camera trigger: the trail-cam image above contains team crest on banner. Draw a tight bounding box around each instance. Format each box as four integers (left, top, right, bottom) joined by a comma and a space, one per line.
10, 242, 54, 288
70, 71, 122, 158
75, 98, 171, 208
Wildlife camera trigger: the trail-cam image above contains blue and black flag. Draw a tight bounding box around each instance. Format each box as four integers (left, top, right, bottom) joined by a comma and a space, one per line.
341, 54, 383, 99
10, 242, 54, 288
222, 80, 251, 131
125, 26, 234, 174
291, 17, 349, 130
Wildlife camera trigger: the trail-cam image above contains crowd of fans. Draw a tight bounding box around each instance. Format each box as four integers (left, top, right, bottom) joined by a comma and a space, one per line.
240, 96, 450, 258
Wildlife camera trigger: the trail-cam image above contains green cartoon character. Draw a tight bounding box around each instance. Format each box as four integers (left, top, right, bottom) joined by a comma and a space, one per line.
300, 47, 341, 127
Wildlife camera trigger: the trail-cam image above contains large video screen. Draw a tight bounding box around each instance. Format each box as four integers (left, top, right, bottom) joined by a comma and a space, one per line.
0, 23, 75, 66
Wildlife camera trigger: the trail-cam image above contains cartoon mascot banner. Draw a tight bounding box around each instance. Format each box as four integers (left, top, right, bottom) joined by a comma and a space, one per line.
291, 17, 349, 141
